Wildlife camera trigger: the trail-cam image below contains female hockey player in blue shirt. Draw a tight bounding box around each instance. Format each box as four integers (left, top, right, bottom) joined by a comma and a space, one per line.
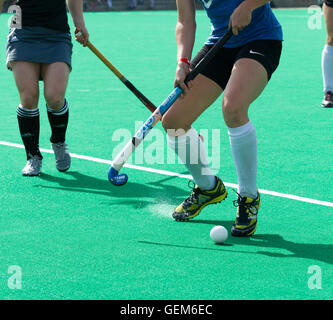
162, 0, 283, 237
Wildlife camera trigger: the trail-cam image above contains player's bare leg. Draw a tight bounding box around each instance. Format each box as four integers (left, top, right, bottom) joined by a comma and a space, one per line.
12, 61, 43, 176
222, 58, 267, 236
42, 62, 71, 171
162, 74, 228, 221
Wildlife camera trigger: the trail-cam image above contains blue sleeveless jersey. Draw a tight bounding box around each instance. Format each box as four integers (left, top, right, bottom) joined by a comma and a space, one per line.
200, 0, 283, 47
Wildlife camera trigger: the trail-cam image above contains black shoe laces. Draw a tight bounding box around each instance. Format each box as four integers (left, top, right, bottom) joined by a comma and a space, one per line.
182, 180, 201, 208
232, 190, 258, 214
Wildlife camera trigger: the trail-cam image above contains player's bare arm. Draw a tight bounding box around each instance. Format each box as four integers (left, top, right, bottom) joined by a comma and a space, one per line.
175, 0, 196, 94
230, 0, 271, 35
67, 0, 89, 46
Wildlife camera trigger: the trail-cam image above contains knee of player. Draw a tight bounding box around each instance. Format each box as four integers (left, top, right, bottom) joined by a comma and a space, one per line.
222, 95, 246, 120
162, 113, 179, 131
20, 91, 39, 107
162, 116, 191, 135
222, 95, 245, 114
44, 93, 65, 110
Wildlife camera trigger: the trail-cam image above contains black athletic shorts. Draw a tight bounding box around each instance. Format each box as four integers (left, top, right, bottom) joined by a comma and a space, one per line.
190, 39, 282, 90
325, 0, 333, 8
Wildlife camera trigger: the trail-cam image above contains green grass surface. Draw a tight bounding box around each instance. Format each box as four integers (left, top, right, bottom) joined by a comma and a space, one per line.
0, 9, 332, 300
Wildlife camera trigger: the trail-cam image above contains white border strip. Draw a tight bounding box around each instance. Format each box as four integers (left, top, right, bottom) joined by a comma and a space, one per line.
1, 140, 332, 208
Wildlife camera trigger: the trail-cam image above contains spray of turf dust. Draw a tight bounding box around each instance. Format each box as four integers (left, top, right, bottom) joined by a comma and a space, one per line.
149, 201, 175, 218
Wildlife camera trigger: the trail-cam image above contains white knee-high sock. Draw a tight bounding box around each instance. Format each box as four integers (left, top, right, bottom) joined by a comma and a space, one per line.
228, 121, 257, 199
167, 128, 216, 190
322, 44, 333, 93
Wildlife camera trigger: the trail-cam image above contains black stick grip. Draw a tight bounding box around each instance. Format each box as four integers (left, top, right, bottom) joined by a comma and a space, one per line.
124, 80, 157, 112
184, 29, 233, 85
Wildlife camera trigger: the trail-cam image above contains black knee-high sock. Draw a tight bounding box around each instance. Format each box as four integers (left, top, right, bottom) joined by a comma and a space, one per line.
17, 105, 42, 159
47, 99, 69, 144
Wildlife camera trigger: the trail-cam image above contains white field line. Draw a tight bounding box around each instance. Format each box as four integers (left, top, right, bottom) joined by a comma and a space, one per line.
1, 140, 333, 208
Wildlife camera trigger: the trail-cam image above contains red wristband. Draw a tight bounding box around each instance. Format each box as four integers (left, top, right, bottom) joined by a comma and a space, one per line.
178, 57, 191, 66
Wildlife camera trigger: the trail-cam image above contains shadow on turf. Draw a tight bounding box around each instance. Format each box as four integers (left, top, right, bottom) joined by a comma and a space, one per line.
36, 172, 333, 266
141, 219, 333, 266
36, 171, 189, 208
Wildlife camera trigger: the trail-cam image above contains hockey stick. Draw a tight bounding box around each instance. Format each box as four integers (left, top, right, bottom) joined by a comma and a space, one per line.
79, 33, 157, 113
108, 29, 233, 186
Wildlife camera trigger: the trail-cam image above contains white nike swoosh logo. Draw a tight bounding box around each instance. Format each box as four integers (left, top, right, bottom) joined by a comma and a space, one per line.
202, 0, 213, 9
250, 50, 265, 57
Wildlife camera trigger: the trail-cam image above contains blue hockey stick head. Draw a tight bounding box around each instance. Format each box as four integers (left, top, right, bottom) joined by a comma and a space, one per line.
108, 167, 128, 186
